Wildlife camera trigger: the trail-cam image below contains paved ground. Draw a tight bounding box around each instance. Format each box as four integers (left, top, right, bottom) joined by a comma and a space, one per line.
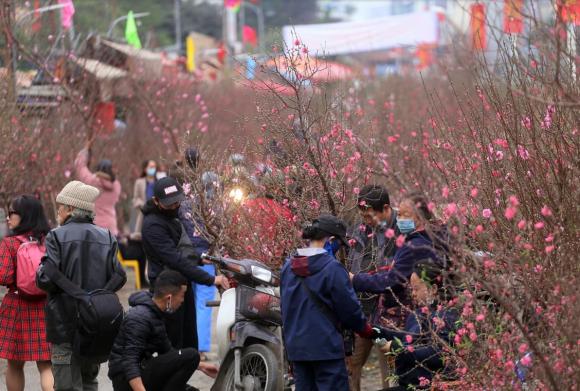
0, 267, 383, 390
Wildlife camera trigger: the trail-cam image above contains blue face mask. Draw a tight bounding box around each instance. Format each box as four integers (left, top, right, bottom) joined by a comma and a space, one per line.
146, 167, 157, 177
324, 238, 341, 258
396, 218, 416, 234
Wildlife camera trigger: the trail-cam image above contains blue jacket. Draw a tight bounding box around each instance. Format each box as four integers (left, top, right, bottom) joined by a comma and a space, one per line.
280, 249, 368, 361
352, 230, 441, 309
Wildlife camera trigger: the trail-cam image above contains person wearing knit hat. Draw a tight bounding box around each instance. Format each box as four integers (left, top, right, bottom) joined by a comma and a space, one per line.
55, 180, 100, 218
36, 180, 126, 391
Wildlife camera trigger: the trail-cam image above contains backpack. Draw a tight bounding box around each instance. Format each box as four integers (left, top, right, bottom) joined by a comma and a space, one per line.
15, 236, 46, 299
41, 261, 125, 363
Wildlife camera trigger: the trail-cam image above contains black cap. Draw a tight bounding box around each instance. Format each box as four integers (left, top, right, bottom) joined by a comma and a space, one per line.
154, 177, 185, 206
313, 214, 348, 246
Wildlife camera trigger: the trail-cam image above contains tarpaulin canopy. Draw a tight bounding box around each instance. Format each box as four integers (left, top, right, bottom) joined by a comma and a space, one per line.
283, 11, 439, 56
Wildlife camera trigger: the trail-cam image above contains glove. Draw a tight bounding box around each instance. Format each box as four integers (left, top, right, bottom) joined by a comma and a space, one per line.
356, 324, 381, 339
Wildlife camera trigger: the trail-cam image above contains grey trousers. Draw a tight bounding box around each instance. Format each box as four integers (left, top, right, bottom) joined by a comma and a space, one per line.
51, 343, 100, 391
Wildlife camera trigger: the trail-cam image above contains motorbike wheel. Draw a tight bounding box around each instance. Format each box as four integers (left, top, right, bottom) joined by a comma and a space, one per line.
220, 344, 282, 391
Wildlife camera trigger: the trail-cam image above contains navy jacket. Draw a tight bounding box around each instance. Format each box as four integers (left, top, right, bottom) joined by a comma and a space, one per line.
377, 305, 459, 387
352, 230, 441, 309
108, 291, 172, 381
141, 200, 214, 286
280, 249, 368, 361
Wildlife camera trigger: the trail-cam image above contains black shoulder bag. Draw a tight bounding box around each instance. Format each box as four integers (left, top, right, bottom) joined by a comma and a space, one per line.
42, 261, 125, 363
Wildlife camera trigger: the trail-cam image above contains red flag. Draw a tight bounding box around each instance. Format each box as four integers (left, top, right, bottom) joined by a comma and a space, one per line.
242, 25, 258, 47
58, 0, 75, 30
93, 102, 116, 134
470, 3, 486, 51
416, 44, 434, 70
504, 0, 524, 34
224, 0, 241, 12
217, 43, 227, 64
560, 0, 580, 25
32, 0, 41, 32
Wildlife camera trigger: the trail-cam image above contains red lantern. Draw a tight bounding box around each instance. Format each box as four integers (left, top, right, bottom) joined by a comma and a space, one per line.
470, 3, 486, 51
560, 0, 580, 25
93, 102, 116, 135
504, 0, 524, 34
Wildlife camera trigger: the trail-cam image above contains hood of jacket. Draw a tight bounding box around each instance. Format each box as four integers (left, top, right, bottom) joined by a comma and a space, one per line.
129, 290, 157, 309
97, 175, 116, 191
290, 249, 335, 277
128, 291, 165, 317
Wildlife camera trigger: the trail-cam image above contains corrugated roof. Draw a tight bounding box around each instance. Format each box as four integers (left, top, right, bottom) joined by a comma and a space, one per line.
72, 58, 127, 79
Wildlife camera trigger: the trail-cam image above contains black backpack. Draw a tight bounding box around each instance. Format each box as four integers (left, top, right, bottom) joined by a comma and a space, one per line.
42, 262, 125, 363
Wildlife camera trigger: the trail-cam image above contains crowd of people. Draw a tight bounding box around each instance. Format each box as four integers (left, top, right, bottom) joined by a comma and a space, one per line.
0, 143, 461, 391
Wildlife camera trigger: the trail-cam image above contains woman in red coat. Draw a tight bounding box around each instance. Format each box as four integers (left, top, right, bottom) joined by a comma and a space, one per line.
0, 195, 53, 391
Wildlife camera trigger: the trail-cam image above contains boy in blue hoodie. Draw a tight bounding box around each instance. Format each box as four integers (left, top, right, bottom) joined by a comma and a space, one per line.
281, 214, 377, 391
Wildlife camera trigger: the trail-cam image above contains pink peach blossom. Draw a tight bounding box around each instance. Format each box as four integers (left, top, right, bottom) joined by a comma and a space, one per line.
395, 235, 405, 248
541, 205, 553, 216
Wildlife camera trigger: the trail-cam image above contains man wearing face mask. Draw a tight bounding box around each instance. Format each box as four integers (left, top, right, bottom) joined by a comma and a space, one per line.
141, 177, 230, 351
349, 193, 447, 343
108, 270, 218, 391
347, 185, 399, 391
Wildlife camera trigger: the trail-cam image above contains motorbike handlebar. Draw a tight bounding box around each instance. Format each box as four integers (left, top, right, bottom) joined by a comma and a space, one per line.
201, 253, 230, 267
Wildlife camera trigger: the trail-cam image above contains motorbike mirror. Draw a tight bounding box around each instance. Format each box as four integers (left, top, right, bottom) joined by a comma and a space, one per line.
251, 265, 272, 284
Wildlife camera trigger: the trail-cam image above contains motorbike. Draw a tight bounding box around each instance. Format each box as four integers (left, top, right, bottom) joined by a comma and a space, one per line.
202, 253, 286, 391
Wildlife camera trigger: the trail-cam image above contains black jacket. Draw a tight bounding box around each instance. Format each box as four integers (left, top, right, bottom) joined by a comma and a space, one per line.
141, 200, 214, 286
108, 291, 172, 381
36, 216, 126, 344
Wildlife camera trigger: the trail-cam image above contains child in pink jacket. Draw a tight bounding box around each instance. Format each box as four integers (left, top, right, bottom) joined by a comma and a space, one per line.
74, 146, 121, 236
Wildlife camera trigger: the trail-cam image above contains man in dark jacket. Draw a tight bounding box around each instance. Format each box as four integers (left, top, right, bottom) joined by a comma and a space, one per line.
141, 177, 229, 350
281, 215, 377, 390
108, 270, 217, 391
350, 193, 447, 388
348, 184, 398, 391
36, 180, 126, 391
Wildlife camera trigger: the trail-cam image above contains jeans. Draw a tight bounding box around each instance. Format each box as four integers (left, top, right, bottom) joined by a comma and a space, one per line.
51, 343, 99, 391
293, 359, 349, 391
195, 264, 216, 352
111, 348, 200, 391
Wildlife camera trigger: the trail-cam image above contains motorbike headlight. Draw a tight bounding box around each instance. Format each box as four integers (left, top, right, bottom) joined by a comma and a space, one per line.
251, 265, 272, 283
228, 187, 245, 203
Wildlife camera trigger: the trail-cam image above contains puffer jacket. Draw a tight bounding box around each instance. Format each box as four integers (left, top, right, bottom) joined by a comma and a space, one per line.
141, 200, 214, 286
108, 291, 172, 381
36, 216, 126, 344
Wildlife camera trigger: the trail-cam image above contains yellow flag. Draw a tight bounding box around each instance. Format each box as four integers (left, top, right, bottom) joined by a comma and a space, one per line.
186, 35, 196, 72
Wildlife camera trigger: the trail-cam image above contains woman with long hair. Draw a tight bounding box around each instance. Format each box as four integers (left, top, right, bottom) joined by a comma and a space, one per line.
0, 195, 53, 391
